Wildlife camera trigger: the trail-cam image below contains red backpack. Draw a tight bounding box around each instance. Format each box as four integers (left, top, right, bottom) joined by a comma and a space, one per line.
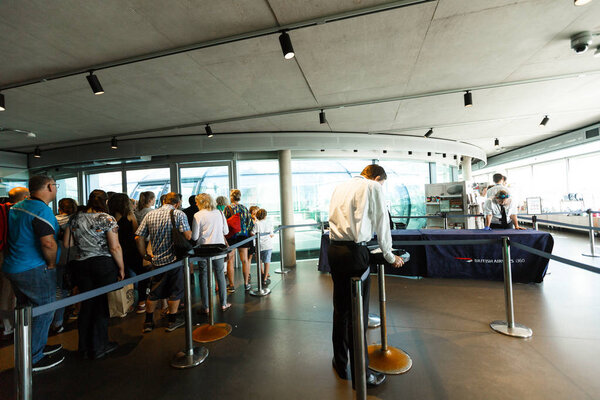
0, 202, 13, 252
225, 205, 242, 239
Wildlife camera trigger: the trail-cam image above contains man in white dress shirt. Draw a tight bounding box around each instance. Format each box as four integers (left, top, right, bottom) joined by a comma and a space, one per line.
483, 190, 525, 230
486, 173, 508, 199
328, 164, 403, 388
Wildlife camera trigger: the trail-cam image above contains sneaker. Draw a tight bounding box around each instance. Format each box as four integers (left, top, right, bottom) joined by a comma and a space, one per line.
33, 354, 65, 372
227, 285, 235, 294
165, 316, 185, 332
68, 311, 79, 321
143, 321, 154, 333
135, 304, 146, 314
244, 283, 251, 292
221, 303, 231, 312
263, 278, 271, 286
51, 325, 65, 334
43, 344, 62, 356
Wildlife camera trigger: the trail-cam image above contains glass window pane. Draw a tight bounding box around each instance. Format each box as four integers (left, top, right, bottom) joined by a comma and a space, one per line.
56, 177, 78, 205
180, 166, 229, 205
237, 161, 281, 223
436, 164, 452, 183
568, 154, 600, 210
0, 179, 28, 198
87, 171, 122, 197
532, 160, 567, 212
126, 168, 170, 206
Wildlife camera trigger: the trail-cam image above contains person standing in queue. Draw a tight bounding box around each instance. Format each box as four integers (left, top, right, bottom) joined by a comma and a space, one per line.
483, 190, 525, 230
328, 164, 404, 388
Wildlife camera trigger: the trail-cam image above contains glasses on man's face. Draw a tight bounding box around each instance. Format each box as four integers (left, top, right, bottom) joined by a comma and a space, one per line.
49, 183, 60, 189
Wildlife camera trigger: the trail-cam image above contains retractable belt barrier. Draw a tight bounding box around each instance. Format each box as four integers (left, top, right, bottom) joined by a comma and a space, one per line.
510, 242, 600, 275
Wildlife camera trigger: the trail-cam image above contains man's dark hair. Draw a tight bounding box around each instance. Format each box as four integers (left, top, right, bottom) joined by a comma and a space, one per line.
28, 174, 54, 193
361, 164, 387, 180
85, 189, 108, 213
492, 173, 503, 184
108, 193, 132, 217
189, 195, 196, 207
164, 192, 181, 205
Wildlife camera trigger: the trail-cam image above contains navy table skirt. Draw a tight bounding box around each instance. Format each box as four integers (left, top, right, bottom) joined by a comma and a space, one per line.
318, 229, 553, 283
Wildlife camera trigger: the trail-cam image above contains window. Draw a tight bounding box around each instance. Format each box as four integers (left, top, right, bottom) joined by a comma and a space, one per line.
237, 161, 281, 224
126, 168, 170, 207
532, 160, 567, 212
436, 163, 453, 183
568, 154, 600, 210
0, 179, 28, 198
56, 177, 78, 205
180, 165, 229, 206
87, 171, 122, 197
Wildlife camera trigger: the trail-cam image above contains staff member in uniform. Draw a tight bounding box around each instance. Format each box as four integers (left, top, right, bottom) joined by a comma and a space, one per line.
328, 164, 404, 389
483, 190, 524, 230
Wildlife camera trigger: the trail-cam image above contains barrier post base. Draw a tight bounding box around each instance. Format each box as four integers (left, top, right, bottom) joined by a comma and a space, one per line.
367, 345, 412, 375
193, 323, 232, 343
368, 313, 381, 329
249, 287, 271, 297
490, 320, 532, 338
274, 267, 289, 274
171, 346, 209, 369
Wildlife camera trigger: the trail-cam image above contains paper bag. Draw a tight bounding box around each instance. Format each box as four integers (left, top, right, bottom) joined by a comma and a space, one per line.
108, 284, 135, 318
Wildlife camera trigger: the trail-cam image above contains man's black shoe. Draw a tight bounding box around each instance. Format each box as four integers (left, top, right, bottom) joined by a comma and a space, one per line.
42, 344, 62, 356
332, 358, 350, 380
91, 342, 118, 360
366, 370, 386, 388
32, 354, 65, 372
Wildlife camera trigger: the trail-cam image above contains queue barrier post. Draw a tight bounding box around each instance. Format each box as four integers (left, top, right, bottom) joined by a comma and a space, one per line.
532, 215, 538, 231
193, 254, 232, 343
250, 234, 271, 297
351, 276, 367, 400
14, 306, 32, 400
442, 213, 448, 230
368, 313, 381, 329
367, 264, 412, 375
582, 210, 599, 258
275, 228, 289, 274
171, 256, 209, 368
490, 237, 533, 338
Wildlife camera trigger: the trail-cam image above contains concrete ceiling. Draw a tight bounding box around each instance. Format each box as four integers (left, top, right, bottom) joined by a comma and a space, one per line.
1, 0, 600, 160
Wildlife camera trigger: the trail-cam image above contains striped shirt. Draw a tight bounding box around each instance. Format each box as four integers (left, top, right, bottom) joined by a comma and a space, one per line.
135, 205, 190, 267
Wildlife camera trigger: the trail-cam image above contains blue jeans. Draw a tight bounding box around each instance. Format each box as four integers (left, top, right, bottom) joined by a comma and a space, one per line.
52, 264, 70, 328
7, 265, 57, 363
198, 258, 226, 309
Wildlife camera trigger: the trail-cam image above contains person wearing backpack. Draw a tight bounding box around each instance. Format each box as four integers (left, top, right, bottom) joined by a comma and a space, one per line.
223, 189, 254, 292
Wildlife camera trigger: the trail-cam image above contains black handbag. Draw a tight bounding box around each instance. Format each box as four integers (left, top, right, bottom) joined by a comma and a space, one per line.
170, 209, 193, 260
62, 229, 77, 290
193, 243, 229, 257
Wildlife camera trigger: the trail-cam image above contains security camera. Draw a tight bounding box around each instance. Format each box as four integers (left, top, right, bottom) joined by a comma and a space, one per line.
571, 31, 592, 54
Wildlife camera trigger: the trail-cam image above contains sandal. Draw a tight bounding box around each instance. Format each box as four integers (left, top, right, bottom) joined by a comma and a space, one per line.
221, 303, 231, 312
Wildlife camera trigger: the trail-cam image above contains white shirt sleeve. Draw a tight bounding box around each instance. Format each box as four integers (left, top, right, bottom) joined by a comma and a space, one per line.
483, 199, 494, 216
370, 183, 395, 264
191, 213, 200, 242
221, 212, 229, 237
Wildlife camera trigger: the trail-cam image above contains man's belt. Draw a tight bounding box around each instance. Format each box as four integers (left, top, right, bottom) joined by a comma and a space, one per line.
330, 240, 368, 246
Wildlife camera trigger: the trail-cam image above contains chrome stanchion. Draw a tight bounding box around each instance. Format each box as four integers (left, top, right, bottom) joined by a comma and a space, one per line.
250, 234, 271, 296
193, 254, 232, 343
172, 257, 209, 368
274, 228, 289, 274
532, 215, 538, 231
368, 264, 412, 374
15, 306, 32, 400
351, 276, 367, 400
582, 210, 599, 258
442, 213, 448, 230
490, 237, 533, 338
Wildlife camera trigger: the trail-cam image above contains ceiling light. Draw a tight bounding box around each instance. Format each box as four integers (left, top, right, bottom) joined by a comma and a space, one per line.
319, 109, 327, 124
464, 91, 473, 107
443, 153, 446, 158
494, 138, 500, 148
424, 128, 433, 138
86, 72, 104, 95
0, 93, 5, 111
540, 115, 549, 126
383, 150, 387, 154
453, 155, 457, 160
205, 124, 214, 138
279, 31, 295, 60
408, 151, 412, 155
427, 152, 432, 157
594, 47, 600, 58
111, 137, 118, 149
320, 149, 325, 152
33, 146, 41, 158
353, 149, 358, 153
574, 0, 592, 5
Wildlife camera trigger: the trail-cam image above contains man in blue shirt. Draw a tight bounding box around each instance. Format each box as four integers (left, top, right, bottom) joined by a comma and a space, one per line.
3, 175, 63, 372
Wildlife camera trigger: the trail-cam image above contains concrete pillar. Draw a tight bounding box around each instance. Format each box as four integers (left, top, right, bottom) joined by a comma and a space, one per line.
461, 156, 472, 181
278, 150, 296, 267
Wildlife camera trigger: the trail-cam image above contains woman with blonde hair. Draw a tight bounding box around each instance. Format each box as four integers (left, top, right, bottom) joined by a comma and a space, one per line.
223, 189, 254, 293
192, 193, 230, 312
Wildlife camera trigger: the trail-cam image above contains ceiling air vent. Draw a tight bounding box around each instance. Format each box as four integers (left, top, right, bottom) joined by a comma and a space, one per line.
585, 128, 599, 139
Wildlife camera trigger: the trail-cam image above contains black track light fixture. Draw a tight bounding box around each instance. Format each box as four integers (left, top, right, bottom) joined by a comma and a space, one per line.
427, 152, 432, 157
574, 0, 592, 6
464, 91, 473, 107
453, 155, 457, 160
279, 31, 295, 60
205, 124, 214, 138
443, 153, 446, 158
424, 128, 433, 138
353, 149, 358, 153
111, 137, 118, 149
86, 71, 104, 95
33, 146, 41, 158
0, 93, 5, 111
540, 115, 549, 126
319, 109, 327, 124
494, 138, 500, 148
408, 151, 412, 155
383, 150, 387, 154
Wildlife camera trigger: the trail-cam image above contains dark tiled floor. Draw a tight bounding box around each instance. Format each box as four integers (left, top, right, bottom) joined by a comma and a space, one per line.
1, 229, 599, 399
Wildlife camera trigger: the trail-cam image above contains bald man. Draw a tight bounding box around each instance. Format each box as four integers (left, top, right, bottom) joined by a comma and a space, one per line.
1, 187, 29, 339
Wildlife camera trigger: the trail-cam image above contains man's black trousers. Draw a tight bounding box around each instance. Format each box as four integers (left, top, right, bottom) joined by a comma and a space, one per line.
328, 242, 370, 381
